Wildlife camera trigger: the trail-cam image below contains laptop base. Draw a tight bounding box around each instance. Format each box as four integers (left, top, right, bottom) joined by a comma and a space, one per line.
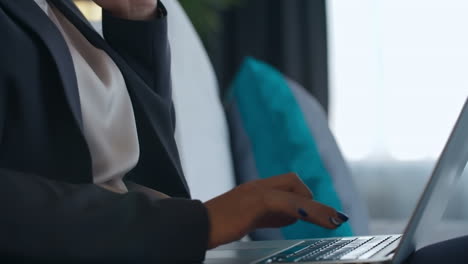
205, 235, 401, 264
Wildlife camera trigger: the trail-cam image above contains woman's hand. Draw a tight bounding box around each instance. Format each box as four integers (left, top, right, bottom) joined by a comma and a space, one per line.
92, 0, 158, 20
204, 173, 349, 249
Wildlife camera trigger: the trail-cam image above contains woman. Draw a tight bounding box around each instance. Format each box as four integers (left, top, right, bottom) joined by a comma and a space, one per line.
0, 0, 465, 263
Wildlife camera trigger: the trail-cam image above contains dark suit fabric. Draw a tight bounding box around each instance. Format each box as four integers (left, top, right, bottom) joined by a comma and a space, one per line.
0, 0, 209, 262
406, 235, 468, 264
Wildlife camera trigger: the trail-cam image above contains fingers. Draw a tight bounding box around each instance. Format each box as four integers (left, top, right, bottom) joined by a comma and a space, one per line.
204, 178, 349, 249
258, 172, 314, 200
264, 189, 348, 230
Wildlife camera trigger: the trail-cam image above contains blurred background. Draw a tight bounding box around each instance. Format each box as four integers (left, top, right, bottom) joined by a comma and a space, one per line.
73, 0, 468, 243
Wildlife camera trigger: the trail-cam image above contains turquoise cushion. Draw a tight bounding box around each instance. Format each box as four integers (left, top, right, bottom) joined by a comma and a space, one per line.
226, 57, 353, 239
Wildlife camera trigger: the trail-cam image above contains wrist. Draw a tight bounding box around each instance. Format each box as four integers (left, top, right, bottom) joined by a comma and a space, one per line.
110, 7, 155, 21
107, 1, 160, 21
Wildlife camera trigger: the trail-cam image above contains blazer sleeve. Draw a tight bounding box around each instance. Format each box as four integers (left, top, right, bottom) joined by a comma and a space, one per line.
102, 3, 171, 101
0, 2, 207, 262
101, 2, 177, 131
0, 168, 210, 263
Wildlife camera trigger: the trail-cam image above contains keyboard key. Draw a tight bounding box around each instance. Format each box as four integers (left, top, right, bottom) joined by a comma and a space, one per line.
294, 239, 356, 262
358, 236, 401, 260
340, 236, 392, 260
258, 240, 335, 263
259, 236, 392, 263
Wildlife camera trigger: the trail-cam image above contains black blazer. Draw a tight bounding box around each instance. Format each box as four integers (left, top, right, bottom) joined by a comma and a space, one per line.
0, 0, 208, 262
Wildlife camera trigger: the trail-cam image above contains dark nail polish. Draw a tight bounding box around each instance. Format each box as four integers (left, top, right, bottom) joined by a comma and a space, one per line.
337, 211, 349, 222
298, 208, 308, 218
329, 217, 342, 226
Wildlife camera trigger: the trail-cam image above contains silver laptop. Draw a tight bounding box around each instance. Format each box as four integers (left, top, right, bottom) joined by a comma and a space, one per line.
205, 98, 468, 264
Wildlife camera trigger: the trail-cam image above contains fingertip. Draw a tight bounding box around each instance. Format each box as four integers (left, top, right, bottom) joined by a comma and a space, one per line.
337, 211, 349, 222
317, 217, 340, 230
329, 216, 342, 227
327, 211, 349, 228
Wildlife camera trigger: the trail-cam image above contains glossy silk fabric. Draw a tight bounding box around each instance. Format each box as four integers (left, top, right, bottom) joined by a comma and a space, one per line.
33, 0, 139, 193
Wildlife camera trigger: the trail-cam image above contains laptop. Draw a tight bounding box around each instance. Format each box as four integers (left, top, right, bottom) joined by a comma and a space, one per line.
205, 98, 468, 264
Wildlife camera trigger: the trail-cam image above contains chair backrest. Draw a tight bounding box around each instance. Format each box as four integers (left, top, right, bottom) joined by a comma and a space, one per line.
164, 0, 236, 201
225, 58, 369, 238
288, 79, 370, 235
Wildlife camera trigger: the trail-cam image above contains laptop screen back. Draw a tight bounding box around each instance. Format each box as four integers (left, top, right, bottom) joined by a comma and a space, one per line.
393, 98, 468, 264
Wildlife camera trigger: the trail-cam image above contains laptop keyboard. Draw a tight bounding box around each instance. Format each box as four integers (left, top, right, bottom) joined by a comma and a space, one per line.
258, 235, 401, 263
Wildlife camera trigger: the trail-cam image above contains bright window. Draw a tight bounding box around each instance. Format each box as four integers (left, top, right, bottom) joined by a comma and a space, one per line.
327, 0, 468, 162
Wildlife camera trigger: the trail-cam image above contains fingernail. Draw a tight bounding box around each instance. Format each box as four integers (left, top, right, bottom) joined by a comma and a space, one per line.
329, 217, 342, 226
298, 208, 308, 218
337, 211, 349, 222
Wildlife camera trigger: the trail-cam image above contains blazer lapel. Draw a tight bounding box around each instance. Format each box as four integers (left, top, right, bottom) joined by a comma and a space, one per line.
49, 0, 189, 191
1, 0, 188, 194
0, 0, 84, 132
